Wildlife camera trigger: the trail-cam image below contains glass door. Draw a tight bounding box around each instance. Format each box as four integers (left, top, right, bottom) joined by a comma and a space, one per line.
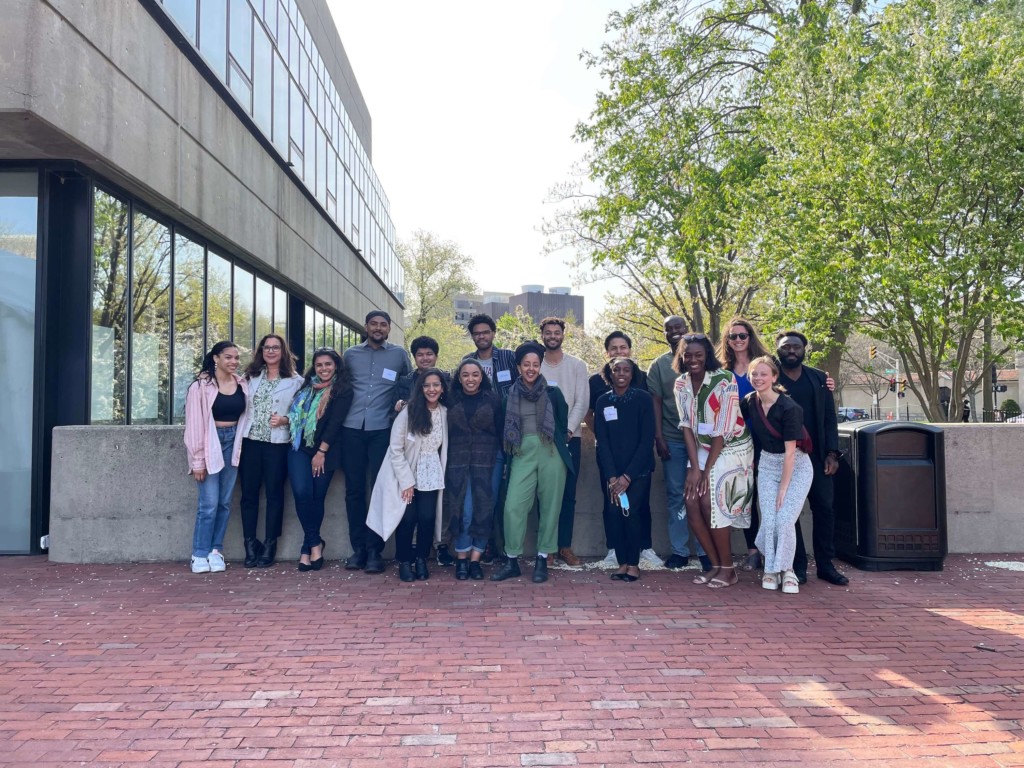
0, 172, 38, 554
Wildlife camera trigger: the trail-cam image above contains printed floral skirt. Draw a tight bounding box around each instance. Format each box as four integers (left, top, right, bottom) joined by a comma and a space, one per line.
707, 438, 754, 529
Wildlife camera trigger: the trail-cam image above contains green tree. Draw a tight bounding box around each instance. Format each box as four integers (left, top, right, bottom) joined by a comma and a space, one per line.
398, 230, 478, 328
407, 316, 475, 372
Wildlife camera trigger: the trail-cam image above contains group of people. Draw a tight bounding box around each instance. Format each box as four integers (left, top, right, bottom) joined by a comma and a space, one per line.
184, 308, 850, 592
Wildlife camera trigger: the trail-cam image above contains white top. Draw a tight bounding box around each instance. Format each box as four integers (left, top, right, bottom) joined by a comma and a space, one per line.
415, 408, 446, 491
540, 353, 590, 438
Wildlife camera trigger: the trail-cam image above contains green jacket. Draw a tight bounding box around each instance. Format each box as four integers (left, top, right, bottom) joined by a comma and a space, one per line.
504, 385, 575, 474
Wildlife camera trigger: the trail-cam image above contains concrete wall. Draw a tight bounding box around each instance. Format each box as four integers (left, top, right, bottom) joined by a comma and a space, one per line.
49, 423, 1024, 564
0, 0, 400, 330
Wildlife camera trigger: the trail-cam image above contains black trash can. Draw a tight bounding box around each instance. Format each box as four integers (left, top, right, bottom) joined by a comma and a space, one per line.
833, 421, 946, 571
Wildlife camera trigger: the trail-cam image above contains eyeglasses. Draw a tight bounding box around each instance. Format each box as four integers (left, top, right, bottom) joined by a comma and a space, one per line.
471, 330, 494, 337
682, 333, 707, 342
727, 333, 749, 341
262, 345, 282, 352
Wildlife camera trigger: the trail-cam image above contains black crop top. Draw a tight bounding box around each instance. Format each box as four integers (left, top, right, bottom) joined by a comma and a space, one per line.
211, 387, 246, 422
740, 392, 804, 455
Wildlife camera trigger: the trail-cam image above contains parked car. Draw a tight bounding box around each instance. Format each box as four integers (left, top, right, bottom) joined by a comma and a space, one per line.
838, 407, 871, 423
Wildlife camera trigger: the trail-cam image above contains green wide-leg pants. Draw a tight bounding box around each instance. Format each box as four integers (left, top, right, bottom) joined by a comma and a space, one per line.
502, 434, 567, 557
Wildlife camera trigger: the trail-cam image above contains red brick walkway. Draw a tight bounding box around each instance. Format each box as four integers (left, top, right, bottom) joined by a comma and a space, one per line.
1, 555, 1023, 767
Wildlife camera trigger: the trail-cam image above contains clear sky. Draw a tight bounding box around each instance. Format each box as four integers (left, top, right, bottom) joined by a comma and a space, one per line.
325, 0, 634, 326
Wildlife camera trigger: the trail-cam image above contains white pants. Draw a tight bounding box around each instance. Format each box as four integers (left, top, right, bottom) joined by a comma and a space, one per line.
755, 451, 813, 573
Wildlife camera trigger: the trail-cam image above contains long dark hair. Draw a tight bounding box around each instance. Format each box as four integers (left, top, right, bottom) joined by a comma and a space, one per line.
300, 348, 352, 401
673, 335, 724, 374
406, 368, 449, 435
244, 333, 298, 379
197, 341, 237, 381
717, 317, 769, 370
451, 358, 493, 402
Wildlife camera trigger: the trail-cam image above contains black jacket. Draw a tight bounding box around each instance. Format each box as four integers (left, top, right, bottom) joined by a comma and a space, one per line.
781, 364, 838, 463
296, 388, 354, 472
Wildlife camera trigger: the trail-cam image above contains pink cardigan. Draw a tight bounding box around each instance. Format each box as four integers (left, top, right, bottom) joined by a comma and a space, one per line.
183, 374, 250, 474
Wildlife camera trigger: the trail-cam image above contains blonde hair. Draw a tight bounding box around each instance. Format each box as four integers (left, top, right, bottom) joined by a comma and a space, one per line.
749, 355, 787, 393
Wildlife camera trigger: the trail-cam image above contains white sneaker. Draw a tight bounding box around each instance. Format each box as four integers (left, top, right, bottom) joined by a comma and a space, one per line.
640, 548, 665, 568
191, 556, 211, 574
208, 551, 226, 572
599, 549, 618, 568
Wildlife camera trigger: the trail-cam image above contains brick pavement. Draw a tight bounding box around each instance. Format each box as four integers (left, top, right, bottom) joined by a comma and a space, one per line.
1, 554, 1023, 767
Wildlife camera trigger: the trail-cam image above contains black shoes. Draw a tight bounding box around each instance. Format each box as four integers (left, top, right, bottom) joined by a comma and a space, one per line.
414, 557, 430, 580
364, 550, 386, 574
664, 554, 689, 570
698, 554, 713, 572
490, 558, 521, 581
399, 561, 415, 582
480, 542, 496, 565
311, 539, 326, 571
532, 555, 548, 583
243, 538, 263, 568
256, 538, 277, 567
455, 560, 469, 580
345, 550, 367, 570
468, 561, 484, 580
817, 564, 850, 586
436, 545, 455, 567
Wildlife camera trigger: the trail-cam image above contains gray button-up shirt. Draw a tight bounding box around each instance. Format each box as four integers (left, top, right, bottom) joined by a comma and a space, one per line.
343, 341, 412, 430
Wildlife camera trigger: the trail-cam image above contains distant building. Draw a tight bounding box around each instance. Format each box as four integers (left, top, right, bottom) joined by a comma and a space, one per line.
455, 286, 584, 328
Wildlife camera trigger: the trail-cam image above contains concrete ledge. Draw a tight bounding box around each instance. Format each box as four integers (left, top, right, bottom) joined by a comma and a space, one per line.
49, 424, 1022, 564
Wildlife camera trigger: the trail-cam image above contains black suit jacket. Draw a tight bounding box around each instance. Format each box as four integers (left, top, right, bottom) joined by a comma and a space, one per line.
784, 364, 839, 463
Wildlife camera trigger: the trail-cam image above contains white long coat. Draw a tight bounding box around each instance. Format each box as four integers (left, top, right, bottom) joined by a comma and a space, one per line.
367, 405, 449, 543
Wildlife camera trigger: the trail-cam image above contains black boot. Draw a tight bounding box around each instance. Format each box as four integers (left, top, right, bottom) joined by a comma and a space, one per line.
398, 561, 415, 582
243, 538, 263, 568
256, 538, 277, 567
455, 560, 470, 580
468, 561, 484, 580
435, 545, 455, 567
364, 549, 386, 574
532, 555, 548, 583
490, 558, 521, 581
414, 557, 430, 580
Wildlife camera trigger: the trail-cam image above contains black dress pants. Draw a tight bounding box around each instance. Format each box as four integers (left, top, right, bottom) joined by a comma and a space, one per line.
603, 474, 651, 567
793, 456, 837, 575
395, 490, 439, 562
599, 471, 652, 551
239, 439, 290, 540
340, 427, 390, 554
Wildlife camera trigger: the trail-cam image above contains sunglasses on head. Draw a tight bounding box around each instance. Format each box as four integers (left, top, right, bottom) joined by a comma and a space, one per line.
682, 333, 707, 342
727, 332, 749, 341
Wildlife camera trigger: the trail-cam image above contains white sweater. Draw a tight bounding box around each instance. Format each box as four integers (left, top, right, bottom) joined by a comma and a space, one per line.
541, 353, 590, 438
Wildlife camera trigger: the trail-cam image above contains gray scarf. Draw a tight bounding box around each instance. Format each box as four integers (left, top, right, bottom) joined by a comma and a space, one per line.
504, 376, 556, 453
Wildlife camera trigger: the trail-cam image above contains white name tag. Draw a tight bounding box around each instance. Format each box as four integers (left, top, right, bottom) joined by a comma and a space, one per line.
496, 369, 511, 383
603, 406, 618, 422
697, 423, 714, 436
382, 368, 397, 381
547, 380, 558, 387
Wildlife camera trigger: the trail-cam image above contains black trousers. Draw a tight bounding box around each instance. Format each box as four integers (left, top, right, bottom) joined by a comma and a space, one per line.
557, 437, 582, 548
239, 439, 290, 540
340, 427, 390, 554
602, 474, 651, 567
599, 471, 652, 551
396, 489, 439, 562
793, 456, 836, 574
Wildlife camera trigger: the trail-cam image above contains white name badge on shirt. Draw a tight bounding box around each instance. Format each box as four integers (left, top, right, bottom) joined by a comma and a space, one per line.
697, 423, 714, 436
547, 380, 558, 387
603, 406, 619, 422
382, 368, 397, 381
496, 369, 511, 383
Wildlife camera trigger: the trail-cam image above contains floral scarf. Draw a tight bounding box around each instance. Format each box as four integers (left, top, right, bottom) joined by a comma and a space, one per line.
288, 377, 334, 449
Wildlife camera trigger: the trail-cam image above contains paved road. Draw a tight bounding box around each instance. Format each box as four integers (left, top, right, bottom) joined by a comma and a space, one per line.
1, 555, 1023, 766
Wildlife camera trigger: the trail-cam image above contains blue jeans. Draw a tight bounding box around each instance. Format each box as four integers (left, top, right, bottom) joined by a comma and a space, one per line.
662, 437, 703, 558
192, 426, 238, 558
288, 449, 336, 553
454, 477, 488, 554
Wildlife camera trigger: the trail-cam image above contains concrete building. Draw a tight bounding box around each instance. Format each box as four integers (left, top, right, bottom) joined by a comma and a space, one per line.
0, 0, 403, 554
455, 286, 585, 327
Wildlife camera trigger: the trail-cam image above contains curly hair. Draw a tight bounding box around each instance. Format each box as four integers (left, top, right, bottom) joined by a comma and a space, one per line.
672, 335, 724, 374
406, 368, 450, 435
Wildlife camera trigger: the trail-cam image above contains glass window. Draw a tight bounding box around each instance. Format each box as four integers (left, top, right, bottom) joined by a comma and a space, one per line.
0, 171, 38, 553
304, 303, 315, 360
255, 276, 273, 340
91, 189, 130, 425
130, 212, 172, 424
228, 60, 252, 114
164, 0, 198, 43
272, 52, 289, 154
233, 263, 254, 362
316, 125, 326, 204
228, 0, 252, 75
304, 103, 316, 192
313, 308, 324, 347
199, 0, 228, 80
173, 234, 205, 423
273, 286, 287, 335
206, 251, 232, 346
289, 77, 303, 152
253, 22, 272, 134
333, 320, 342, 351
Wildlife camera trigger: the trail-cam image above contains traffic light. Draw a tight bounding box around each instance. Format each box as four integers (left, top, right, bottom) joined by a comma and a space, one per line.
899, 377, 907, 394
888, 377, 896, 392
869, 345, 877, 360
